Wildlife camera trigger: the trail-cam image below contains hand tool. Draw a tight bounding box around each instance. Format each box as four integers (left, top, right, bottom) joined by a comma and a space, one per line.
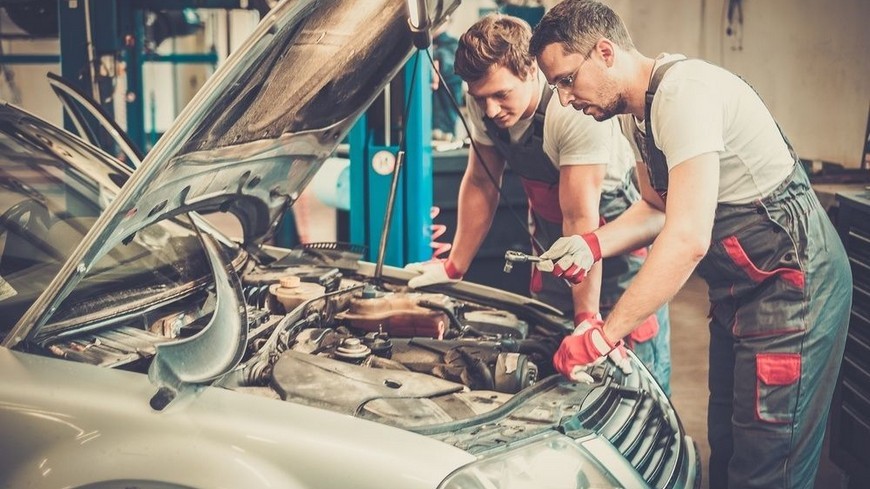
503, 250, 541, 273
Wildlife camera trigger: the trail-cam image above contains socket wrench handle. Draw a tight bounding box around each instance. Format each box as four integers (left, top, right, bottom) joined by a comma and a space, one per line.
503, 250, 541, 273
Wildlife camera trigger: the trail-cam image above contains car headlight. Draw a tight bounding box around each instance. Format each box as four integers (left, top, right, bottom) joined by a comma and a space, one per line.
438, 433, 621, 489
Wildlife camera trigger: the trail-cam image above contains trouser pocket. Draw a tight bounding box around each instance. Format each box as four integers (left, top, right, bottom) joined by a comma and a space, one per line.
756, 352, 801, 423
699, 207, 808, 338
629, 314, 660, 343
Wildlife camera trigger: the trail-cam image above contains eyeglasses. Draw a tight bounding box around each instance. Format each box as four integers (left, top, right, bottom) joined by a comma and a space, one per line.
549, 51, 593, 94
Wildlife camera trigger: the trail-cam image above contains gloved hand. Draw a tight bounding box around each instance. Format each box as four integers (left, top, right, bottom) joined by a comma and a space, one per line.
606, 342, 633, 376
405, 260, 463, 288
573, 312, 634, 377
554, 317, 632, 383
536, 233, 602, 285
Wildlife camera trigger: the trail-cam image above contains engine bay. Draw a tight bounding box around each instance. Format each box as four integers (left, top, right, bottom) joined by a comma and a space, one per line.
42, 245, 570, 427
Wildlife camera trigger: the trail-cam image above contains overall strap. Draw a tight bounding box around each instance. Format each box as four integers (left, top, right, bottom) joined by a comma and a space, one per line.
643, 59, 684, 196
729, 70, 802, 166
481, 84, 560, 184
642, 58, 802, 199
530, 87, 553, 144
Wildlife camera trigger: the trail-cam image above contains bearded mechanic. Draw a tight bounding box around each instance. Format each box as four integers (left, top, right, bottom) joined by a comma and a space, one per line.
529, 1, 851, 488
404, 14, 671, 393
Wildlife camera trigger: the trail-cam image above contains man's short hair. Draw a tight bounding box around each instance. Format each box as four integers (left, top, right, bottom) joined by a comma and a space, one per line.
529, 0, 634, 57
455, 14, 536, 83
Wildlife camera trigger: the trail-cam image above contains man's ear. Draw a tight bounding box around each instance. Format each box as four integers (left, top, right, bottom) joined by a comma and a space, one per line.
597, 38, 616, 66
525, 62, 538, 81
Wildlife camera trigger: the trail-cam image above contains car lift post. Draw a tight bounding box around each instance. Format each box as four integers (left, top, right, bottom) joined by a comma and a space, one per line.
349, 53, 433, 267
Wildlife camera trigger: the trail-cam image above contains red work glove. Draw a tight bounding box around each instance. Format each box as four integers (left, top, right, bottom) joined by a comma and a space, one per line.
536, 233, 602, 285
554, 317, 633, 383
574, 311, 601, 326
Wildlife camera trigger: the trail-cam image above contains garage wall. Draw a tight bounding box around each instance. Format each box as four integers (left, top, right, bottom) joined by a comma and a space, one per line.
0, 8, 259, 135
599, 0, 869, 167
0, 11, 61, 126
3, 1, 867, 167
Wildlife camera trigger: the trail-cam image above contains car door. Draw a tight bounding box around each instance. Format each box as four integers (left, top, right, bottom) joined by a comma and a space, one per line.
47, 72, 144, 168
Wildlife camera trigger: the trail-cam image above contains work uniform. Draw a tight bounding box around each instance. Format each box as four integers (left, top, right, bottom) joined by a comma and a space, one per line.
467, 74, 672, 394
629, 54, 851, 488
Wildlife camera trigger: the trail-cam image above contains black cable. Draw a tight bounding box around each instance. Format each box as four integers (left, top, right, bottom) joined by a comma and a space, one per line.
424, 48, 545, 252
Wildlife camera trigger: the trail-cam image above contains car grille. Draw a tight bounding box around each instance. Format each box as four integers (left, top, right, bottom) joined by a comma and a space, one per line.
577, 362, 690, 489
420, 362, 697, 488
583, 374, 684, 487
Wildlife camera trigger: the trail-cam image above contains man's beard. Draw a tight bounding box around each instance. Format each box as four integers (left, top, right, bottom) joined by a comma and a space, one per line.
590, 78, 628, 121
593, 91, 627, 121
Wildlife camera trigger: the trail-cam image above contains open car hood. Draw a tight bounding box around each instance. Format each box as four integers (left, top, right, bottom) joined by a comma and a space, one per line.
5, 0, 456, 346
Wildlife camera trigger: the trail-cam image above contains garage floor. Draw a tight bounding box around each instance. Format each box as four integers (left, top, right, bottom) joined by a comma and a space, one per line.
669, 274, 847, 489
667, 273, 712, 488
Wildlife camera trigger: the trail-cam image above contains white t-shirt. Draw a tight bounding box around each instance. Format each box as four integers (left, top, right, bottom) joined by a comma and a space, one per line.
467, 73, 635, 192
630, 54, 795, 204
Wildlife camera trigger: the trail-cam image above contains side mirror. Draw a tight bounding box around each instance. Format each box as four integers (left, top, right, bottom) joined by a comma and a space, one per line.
405, 0, 431, 49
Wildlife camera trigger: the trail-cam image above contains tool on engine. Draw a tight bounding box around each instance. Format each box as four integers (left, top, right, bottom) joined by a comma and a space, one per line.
503, 250, 541, 273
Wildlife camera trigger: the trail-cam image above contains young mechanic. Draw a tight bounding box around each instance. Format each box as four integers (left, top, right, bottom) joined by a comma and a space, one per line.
405, 14, 671, 393
529, 1, 851, 487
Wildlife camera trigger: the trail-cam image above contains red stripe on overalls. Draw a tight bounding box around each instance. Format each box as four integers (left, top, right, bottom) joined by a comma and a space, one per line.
521, 179, 562, 223
523, 179, 560, 294
722, 236, 805, 289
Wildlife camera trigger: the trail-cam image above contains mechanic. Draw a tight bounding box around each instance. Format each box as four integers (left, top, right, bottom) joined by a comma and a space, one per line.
404, 14, 672, 394
528, 1, 852, 488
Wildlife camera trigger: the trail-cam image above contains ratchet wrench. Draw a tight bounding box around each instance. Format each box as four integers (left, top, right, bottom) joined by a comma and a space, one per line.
503, 250, 541, 273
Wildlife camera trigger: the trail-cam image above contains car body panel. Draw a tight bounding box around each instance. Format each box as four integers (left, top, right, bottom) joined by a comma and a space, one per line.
47, 71, 145, 167
0, 347, 475, 488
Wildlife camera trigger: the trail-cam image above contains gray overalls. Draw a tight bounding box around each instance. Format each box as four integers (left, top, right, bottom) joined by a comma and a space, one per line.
636, 60, 851, 488
483, 87, 672, 394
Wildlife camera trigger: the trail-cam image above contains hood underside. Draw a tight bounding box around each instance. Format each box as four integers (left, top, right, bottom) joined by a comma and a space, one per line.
6, 0, 456, 346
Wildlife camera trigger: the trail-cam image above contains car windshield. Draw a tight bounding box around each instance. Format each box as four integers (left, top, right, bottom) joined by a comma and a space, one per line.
0, 108, 229, 337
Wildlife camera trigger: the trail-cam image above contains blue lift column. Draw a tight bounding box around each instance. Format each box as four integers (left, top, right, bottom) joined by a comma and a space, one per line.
120, 1, 227, 154
117, 3, 147, 154
350, 51, 433, 267
58, 0, 119, 127
58, 0, 119, 217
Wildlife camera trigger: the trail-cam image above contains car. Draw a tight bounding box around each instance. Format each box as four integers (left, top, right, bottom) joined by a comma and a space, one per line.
0, 0, 700, 487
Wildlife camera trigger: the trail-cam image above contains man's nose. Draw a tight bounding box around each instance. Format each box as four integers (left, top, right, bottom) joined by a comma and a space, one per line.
484, 99, 500, 118
556, 89, 574, 107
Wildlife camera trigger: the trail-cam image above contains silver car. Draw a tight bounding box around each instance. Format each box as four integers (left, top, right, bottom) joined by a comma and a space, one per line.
0, 1, 699, 487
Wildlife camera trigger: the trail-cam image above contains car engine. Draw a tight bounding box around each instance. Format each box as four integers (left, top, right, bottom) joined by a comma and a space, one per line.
228, 253, 565, 426
43, 245, 565, 427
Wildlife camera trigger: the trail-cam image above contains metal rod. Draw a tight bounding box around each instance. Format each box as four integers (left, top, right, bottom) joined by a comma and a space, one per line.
144, 52, 220, 64
383, 84, 391, 147
0, 55, 60, 64
374, 150, 405, 279
83, 0, 99, 102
